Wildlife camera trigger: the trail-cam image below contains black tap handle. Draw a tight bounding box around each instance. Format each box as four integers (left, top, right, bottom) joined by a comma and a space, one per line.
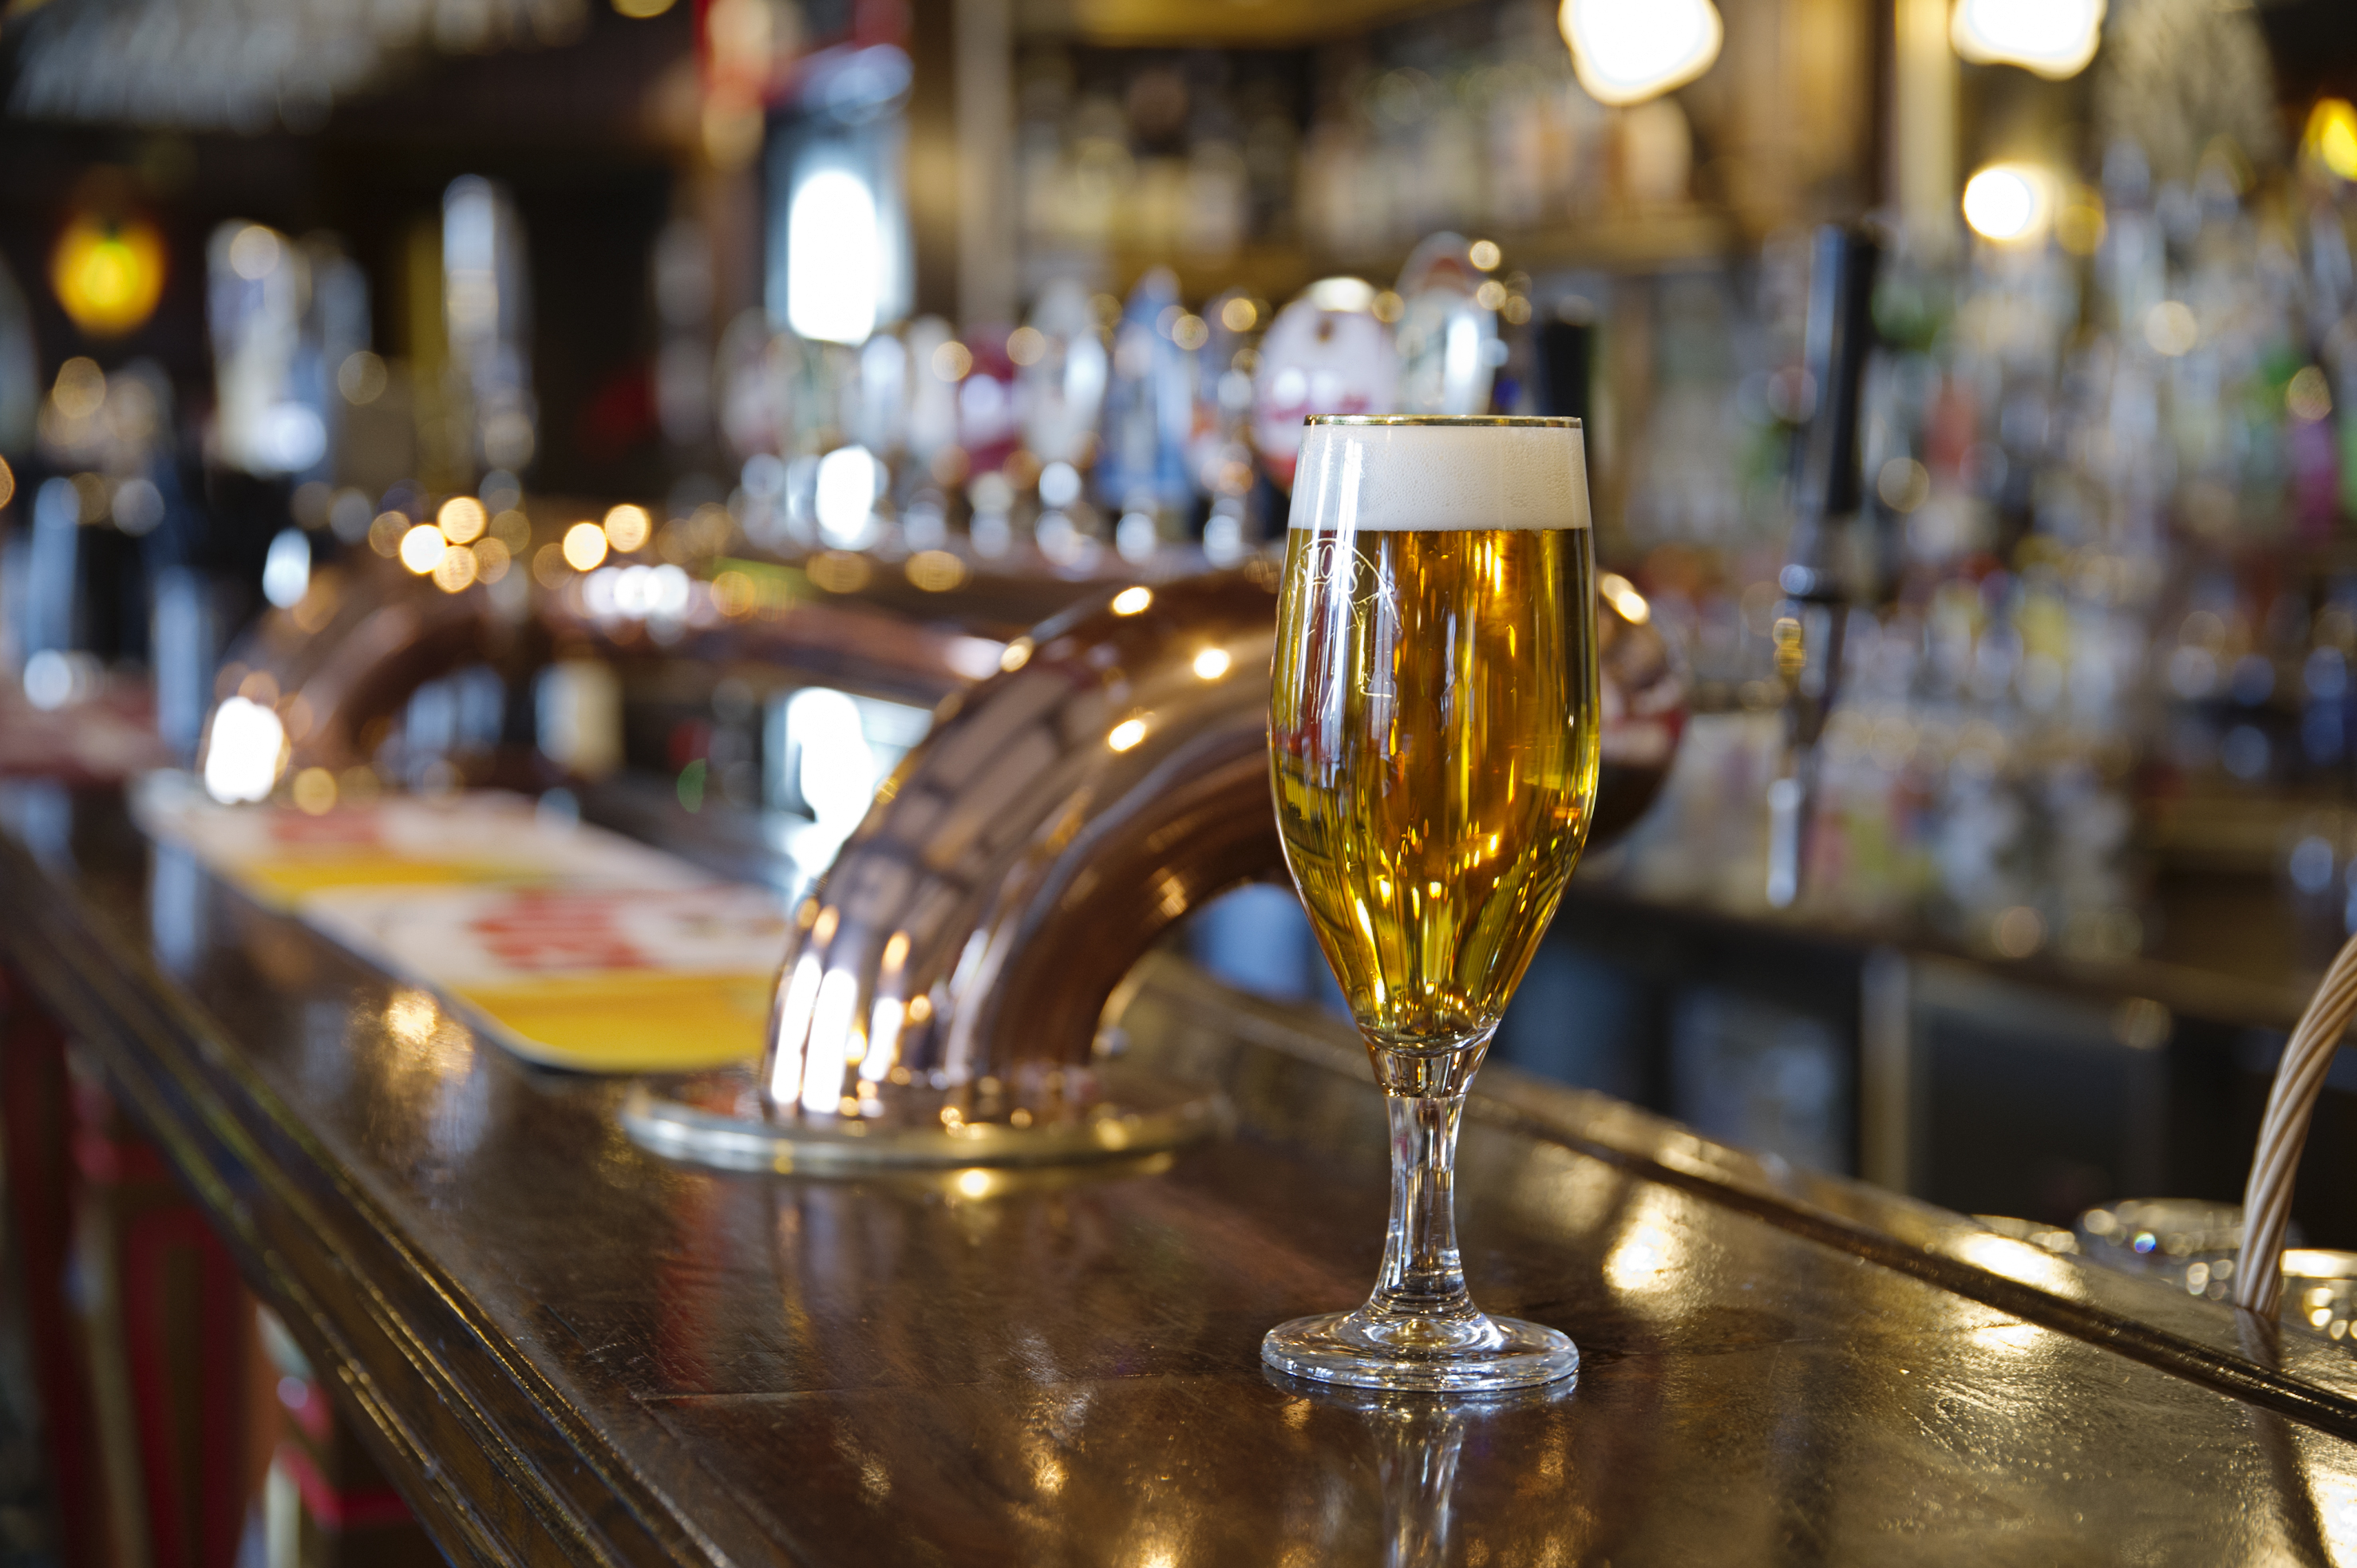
1795, 224, 1880, 549
1532, 319, 1592, 424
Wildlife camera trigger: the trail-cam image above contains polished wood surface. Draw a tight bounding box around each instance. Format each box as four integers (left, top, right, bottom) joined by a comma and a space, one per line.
6, 784, 2357, 1564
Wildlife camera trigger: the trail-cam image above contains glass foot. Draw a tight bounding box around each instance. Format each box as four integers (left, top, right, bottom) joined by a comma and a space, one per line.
1260, 1308, 1578, 1393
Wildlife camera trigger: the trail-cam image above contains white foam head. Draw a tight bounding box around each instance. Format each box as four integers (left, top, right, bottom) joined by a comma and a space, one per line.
1287, 419, 1589, 531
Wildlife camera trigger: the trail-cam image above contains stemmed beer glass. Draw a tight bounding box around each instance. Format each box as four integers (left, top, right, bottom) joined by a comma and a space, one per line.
1264, 415, 1600, 1392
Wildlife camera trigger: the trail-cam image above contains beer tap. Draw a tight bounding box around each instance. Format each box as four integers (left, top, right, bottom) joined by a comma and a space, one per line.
1766, 225, 1880, 909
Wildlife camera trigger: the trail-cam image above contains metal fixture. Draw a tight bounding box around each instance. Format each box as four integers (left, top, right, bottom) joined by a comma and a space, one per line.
623, 570, 1278, 1170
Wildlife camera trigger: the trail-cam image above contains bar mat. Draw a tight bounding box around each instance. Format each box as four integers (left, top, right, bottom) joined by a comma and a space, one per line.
132, 777, 786, 1072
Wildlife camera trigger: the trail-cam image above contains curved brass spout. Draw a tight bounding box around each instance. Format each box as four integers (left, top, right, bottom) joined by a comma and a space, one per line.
208, 563, 499, 772
623, 565, 1687, 1171
623, 571, 1279, 1169
765, 570, 1278, 1113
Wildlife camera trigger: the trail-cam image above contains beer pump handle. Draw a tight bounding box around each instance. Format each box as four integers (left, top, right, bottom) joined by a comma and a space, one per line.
1767, 224, 1881, 909
1532, 317, 1592, 423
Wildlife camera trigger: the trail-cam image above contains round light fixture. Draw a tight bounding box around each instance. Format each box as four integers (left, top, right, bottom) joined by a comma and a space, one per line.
52, 215, 166, 338
1558, 0, 1725, 108
1950, 0, 2106, 81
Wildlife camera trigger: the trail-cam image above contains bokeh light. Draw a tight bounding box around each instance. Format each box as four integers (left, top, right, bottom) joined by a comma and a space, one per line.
203, 696, 287, 804
1951, 0, 2106, 80
603, 504, 651, 552
52, 215, 165, 337
438, 496, 488, 543
398, 523, 448, 575
2308, 99, 2357, 182
1962, 164, 2052, 243
563, 520, 609, 571
1558, 0, 1724, 108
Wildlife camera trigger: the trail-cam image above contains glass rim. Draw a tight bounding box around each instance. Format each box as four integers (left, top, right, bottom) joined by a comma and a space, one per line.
1303, 414, 1582, 429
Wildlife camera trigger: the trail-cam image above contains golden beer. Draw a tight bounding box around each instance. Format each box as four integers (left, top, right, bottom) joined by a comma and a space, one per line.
1271, 526, 1599, 1072
1262, 414, 1592, 1393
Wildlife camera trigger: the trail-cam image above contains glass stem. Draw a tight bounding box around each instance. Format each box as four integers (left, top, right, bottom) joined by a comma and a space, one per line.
1367, 1091, 1476, 1323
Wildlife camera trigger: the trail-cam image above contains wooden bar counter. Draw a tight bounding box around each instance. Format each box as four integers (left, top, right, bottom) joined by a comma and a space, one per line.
9, 787, 2357, 1564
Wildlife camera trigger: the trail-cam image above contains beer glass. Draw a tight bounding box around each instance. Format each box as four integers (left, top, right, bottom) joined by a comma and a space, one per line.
1264, 415, 1599, 1392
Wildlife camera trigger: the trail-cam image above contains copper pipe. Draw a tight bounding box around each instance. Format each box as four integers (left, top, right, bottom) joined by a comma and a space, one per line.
752, 568, 1282, 1132
217, 554, 1082, 778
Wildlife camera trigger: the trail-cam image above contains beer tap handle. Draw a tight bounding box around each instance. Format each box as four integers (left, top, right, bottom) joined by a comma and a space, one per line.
1767, 224, 1880, 910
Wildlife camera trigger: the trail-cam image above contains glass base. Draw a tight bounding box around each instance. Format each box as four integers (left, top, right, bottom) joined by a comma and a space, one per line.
1260, 1308, 1579, 1393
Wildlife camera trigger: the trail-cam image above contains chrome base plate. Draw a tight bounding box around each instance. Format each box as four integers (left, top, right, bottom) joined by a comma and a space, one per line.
620, 1064, 1232, 1174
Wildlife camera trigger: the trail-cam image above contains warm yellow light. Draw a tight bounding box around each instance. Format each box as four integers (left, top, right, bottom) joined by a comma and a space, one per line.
2307, 100, 2357, 183
398, 523, 448, 575
1468, 239, 1502, 271
473, 537, 512, 582
1599, 572, 1651, 625
1950, 0, 2105, 81
1107, 717, 1148, 752
905, 549, 968, 591
51, 358, 105, 419
613, 0, 674, 14
603, 504, 652, 552
1110, 586, 1153, 616
2054, 196, 2106, 256
1961, 164, 2052, 243
51, 215, 166, 338
563, 521, 610, 571
711, 569, 757, 617
1192, 647, 1232, 681
999, 638, 1033, 672
1558, 0, 1724, 108
433, 545, 480, 594
1006, 326, 1046, 365
931, 342, 973, 381
1220, 297, 1258, 333
291, 766, 338, 816
2143, 301, 2199, 357
0, 456, 14, 511
437, 496, 487, 543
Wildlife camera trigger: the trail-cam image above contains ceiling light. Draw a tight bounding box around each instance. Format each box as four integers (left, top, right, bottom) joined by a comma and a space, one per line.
1950, 0, 2105, 81
1559, 0, 1724, 108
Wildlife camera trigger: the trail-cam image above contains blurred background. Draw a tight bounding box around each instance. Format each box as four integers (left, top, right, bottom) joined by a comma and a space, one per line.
7, 0, 2357, 1355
